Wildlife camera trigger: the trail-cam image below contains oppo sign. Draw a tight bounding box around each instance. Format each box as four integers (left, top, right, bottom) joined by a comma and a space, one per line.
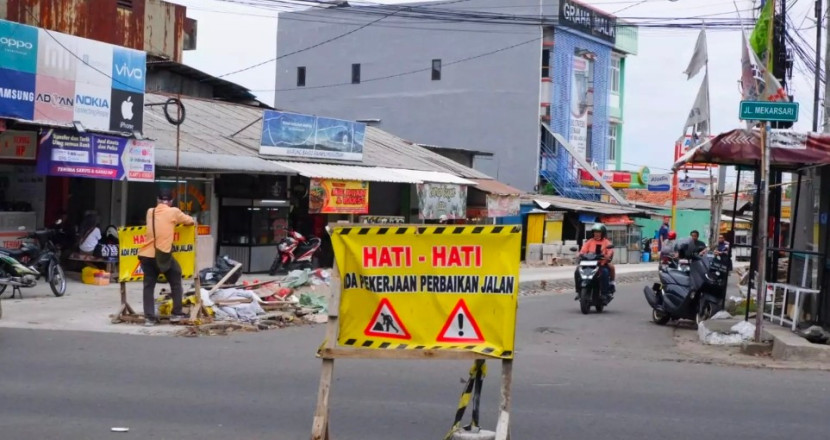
0, 36, 34, 50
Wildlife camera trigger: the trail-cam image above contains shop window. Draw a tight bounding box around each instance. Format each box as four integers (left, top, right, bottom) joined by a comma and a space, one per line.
352, 63, 361, 84
610, 57, 621, 94
297, 66, 306, 87
608, 123, 618, 162
432, 59, 442, 81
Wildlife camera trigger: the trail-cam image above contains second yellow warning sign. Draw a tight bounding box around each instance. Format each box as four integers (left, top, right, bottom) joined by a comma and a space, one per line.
331, 225, 521, 359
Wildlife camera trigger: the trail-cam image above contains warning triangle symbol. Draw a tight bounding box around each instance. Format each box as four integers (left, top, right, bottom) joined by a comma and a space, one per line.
364, 298, 411, 340
436, 299, 484, 343
132, 262, 143, 277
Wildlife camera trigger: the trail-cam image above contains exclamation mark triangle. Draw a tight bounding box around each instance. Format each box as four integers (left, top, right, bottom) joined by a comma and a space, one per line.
436, 299, 484, 343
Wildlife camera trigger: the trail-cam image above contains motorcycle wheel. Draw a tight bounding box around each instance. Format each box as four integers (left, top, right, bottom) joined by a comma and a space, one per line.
49, 263, 66, 297
580, 288, 591, 315
0, 297, 3, 319
268, 258, 282, 276
652, 309, 670, 325
696, 301, 716, 325
0, 283, 6, 295
594, 288, 604, 313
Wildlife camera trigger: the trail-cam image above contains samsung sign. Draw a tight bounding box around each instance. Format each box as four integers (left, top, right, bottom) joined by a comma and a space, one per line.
559, 0, 617, 44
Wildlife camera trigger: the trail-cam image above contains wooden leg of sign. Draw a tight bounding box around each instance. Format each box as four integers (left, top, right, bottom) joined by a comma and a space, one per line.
116, 282, 137, 321
495, 359, 513, 440
311, 261, 341, 440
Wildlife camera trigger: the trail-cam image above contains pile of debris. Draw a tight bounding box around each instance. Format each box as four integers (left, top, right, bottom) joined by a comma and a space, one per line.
150, 268, 332, 334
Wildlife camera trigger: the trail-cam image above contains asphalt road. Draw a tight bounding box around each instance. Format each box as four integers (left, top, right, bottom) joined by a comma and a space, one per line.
1, 284, 828, 440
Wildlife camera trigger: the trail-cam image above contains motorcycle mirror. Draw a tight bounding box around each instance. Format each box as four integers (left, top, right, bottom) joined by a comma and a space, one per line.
607, 245, 615, 249
54, 219, 63, 225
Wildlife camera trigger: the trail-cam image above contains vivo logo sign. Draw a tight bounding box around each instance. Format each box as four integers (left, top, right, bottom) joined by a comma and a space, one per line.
115, 63, 143, 80
0, 36, 33, 50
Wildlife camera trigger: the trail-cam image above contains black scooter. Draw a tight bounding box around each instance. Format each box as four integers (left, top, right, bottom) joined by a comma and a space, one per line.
643, 252, 729, 325
0, 224, 67, 298
573, 244, 615, 315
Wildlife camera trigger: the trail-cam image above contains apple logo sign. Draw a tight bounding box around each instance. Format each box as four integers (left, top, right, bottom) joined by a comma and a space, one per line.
121, 96, 134, 120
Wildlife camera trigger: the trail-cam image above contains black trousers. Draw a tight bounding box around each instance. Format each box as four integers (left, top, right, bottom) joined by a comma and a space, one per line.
138, 256, 184, 318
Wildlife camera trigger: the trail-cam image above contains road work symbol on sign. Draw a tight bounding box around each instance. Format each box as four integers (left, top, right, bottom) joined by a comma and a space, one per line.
364, 298, 411, 340
437, 299, 484, 343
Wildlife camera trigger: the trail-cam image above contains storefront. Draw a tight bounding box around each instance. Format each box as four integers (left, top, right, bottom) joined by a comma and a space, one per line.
465, 179, 522, 224
0, 128, 41, 248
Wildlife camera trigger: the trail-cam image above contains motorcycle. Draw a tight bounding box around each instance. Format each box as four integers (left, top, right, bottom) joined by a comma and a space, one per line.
572, 244, 615, 315
199, 255, 243, 287
643, 252, 729, 325
0, 224, 67, 298
268, 228, 322, 275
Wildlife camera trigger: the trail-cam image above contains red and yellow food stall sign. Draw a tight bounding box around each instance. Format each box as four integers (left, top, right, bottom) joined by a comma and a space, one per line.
310, 179, 369, 214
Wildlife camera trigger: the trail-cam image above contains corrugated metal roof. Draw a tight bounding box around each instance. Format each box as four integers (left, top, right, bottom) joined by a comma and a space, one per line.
526, 195, 657, 217
269, 161, 476, 185
155, 150, 295, 174
470, 179, 523, 196
142, 94, 492, 180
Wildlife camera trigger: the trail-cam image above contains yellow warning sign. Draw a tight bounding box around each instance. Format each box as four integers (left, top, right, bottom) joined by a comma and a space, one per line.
117, 225, 196, 282
331, 225, 521, 359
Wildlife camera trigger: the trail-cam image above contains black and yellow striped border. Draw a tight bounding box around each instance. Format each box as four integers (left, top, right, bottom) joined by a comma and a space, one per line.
119, 226, 144, 232
333, 225, 521, 236
337, 338, 513, 359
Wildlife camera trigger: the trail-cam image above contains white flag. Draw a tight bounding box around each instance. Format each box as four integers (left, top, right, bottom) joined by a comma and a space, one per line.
684, 29, 708, 80
684, 73, 710, 134
740, 29, 787, 102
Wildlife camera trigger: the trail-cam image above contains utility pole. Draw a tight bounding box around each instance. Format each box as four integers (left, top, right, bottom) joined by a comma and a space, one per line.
825, 0, 830, 132
814, 0, 824, 132
755, 0, 776, 343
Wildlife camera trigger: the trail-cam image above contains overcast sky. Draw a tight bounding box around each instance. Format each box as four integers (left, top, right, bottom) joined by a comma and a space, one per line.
170, 0, 821, 175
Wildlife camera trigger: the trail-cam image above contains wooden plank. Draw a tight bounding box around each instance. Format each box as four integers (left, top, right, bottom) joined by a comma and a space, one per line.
310, 260, 341, 440
495, 359, 513, 440
319, 347, 491, 361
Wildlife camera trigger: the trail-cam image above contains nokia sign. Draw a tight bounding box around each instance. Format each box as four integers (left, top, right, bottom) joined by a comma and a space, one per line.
559, 0, 617, 44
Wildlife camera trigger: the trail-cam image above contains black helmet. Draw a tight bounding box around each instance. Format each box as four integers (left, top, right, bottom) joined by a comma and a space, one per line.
591, 223, 607, 237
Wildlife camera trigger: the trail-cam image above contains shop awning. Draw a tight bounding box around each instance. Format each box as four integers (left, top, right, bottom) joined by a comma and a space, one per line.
155, 149, 295, 174
268, 161, 476, 185
529, 195, 659, 217
469, 179, 523, 195
673, 129, 830, 171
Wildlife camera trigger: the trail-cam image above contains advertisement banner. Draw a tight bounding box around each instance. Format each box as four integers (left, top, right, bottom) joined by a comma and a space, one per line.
0, 19, 145, 133
260, 110, 365, 161
117, 225, 196, 282
485, 194, 520, 217
417, 183, 467, 220
647, 174, 672, 192
309, 179, 369, 214
0, 130, 37, 160
570, 56, 590, 162
331, 225, 521, 358
36, 129, 154, 181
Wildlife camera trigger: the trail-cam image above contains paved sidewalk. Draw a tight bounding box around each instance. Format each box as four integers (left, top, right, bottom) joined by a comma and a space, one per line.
0, 262, 665, 335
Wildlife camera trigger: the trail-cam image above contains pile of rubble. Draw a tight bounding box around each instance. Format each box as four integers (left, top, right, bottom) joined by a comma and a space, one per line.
149, 268, 332, 335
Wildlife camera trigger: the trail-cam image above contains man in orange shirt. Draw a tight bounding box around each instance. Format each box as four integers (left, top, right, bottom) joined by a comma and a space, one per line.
575, 223, 615, 299
138, 189, 195, 326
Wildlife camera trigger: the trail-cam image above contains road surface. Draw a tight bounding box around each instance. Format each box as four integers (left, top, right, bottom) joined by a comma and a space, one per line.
0, 284, 827, 440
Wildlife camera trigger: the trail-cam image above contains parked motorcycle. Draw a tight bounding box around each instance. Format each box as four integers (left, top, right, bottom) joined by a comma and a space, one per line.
0, 224, 67, 298
643, 252, 729, 325
572, 244, 615, 315
199, 255, 243, 287
268, 228, 322, 275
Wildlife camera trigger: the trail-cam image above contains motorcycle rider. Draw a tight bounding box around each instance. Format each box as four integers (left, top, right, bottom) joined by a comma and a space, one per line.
675, 230, 708, 259
575, 223, 615, 300
660, 230, 678, 266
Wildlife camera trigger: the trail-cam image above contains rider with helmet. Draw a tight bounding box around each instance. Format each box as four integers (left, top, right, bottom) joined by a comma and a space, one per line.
575, 223, 615, 300
660, 230, 678, 262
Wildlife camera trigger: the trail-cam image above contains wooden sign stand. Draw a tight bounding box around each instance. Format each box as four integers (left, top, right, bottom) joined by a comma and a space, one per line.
310, 261, 514, 440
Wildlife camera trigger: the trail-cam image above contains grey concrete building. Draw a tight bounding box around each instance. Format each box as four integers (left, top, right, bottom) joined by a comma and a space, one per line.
274, 0, 637, 193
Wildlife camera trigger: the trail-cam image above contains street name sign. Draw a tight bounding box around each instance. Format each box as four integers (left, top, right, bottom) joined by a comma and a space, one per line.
739, 101, 799, 122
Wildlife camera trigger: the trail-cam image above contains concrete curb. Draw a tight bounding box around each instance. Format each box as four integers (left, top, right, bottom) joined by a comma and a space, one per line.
519, 271, 655, 292
767, 326, 830, 362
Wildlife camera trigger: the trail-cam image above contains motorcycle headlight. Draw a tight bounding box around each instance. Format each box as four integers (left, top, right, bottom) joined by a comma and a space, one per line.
278, 243, 289, 252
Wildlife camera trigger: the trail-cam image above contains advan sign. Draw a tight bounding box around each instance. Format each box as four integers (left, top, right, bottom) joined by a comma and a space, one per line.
0, 19, 146, 134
